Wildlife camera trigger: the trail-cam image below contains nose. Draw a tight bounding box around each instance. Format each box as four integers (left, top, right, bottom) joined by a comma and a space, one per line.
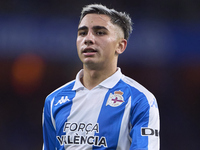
84, 31, 95, 45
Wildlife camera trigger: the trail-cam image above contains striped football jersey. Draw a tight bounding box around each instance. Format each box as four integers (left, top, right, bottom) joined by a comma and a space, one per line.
42, 68, 160, 150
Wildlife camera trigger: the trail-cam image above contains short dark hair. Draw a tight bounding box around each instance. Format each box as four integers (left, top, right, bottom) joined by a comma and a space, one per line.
79, 4, 133, 40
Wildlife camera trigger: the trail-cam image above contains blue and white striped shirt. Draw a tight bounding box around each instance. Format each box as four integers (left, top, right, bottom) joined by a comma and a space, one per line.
42, 68, 160, 150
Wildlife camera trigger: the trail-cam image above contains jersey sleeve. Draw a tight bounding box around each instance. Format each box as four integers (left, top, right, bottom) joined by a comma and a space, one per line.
129, 94, 160, 150
42, 97, 56, 150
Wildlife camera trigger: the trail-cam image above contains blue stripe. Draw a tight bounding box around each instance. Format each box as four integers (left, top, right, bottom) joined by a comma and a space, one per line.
129, 87, 150, 149
93, 80, 131, 149
51, 81, 76, 148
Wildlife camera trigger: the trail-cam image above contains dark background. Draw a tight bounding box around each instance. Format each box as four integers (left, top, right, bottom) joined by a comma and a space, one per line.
0, 0, 200, 149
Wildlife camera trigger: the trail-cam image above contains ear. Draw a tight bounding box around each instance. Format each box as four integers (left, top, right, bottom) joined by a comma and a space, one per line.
115, 39, 127, 55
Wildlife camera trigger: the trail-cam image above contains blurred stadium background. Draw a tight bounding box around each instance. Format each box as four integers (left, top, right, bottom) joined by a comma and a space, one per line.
0, 0, 199, 149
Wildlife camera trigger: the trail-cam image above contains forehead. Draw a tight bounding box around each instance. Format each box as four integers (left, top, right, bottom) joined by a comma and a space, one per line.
79, 14, 113, 28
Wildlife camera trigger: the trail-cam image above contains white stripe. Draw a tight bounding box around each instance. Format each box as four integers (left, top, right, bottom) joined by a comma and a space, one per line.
148, 102, 160, 150
64, 87, 109, 149
42, 108, 44, 126
50, 98, 56, 130
117, 96, 131, 150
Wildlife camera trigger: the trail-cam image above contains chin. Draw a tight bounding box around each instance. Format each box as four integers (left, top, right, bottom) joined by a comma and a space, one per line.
83, 58, 96, 64
84, 61, 101, 70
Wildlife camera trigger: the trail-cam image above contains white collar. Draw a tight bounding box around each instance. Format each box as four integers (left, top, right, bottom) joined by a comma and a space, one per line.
72, 67, 123, 91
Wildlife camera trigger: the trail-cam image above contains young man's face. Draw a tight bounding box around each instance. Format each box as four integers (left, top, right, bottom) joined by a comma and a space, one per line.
76, 13, 126, 70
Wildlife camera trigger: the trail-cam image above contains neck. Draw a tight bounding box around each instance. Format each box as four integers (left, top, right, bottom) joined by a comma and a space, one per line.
81, 65, 117, 90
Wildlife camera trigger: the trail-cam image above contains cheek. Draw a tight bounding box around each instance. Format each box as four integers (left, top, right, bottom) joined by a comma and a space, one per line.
102, 39, 118, 54
76, 39, 81, 51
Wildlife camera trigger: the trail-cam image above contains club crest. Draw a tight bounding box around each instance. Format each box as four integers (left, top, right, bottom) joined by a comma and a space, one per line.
106, 91, 124, 107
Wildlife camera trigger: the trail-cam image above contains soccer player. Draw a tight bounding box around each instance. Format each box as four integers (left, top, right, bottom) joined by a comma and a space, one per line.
42, 4, 160, 150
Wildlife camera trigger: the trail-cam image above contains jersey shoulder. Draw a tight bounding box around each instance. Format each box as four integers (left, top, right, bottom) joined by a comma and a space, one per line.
45, 80, 75, 103
121, 75, 155, 101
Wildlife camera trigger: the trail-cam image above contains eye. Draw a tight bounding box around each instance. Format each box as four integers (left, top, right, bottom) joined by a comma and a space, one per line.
78, 31, 87, 36
96, 31, 106, 36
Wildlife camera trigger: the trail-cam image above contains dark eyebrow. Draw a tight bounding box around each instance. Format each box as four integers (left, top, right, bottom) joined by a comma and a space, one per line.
92, 26, 108, 31
78, 26, 108, 31
78, 26, 88, 31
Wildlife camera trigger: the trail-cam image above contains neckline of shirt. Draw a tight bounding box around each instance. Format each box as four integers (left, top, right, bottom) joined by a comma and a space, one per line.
72, 67, 123, 91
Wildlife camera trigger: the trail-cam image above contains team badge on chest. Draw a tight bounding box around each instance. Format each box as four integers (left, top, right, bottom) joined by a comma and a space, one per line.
106, 91, 124, 107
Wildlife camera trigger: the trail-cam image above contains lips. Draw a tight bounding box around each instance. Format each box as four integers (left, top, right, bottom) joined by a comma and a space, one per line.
82, 48, 98, 57
82, 48, 97, 53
